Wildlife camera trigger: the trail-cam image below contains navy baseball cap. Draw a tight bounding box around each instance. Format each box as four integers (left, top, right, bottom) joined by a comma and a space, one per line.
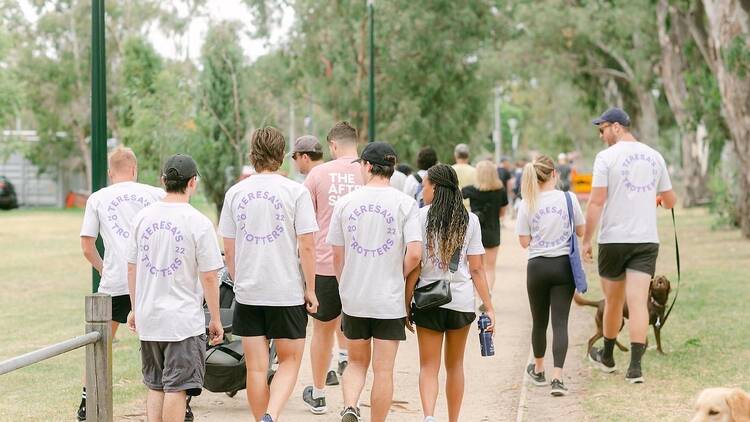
353, 141, 398, 166
162, 154, 199, 181
592, 107, 630, 127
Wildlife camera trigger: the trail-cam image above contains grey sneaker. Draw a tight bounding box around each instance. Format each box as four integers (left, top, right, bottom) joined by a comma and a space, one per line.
326, 369, 340, 386
550, 379, 569, 397
302, 386, 327, 414
340, 406, 361, 422
625, 366, 644, 384
526, 363, 547, 386
588, 347, 616, 373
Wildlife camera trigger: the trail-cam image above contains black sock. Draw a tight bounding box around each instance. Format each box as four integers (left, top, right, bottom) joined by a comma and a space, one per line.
602, 337, 616, 360
629, 342, 646, 368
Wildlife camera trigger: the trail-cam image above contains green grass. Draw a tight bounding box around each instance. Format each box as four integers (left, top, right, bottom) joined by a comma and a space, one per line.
0, 209, 148, 421
582, 207, 750, 421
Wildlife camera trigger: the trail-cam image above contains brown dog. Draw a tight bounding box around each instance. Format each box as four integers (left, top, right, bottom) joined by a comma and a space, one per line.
574, 275, 672, 354
691, 388, 750, 422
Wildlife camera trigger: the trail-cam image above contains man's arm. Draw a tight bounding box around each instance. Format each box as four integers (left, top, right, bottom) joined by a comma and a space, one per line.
199, 269, 223, 345
81, 236, 103, 275
403, 241, 422, 277
583, 186, 607, 262
332, 245, 344, 281
127, 263, 137, 332
223, 238, 236, 281
298, 232, 318, 314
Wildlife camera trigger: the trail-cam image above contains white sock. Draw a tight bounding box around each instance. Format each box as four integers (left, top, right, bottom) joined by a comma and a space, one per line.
424, 416, 437, 422
312, 387, 326, 399
338, 350, 348, 363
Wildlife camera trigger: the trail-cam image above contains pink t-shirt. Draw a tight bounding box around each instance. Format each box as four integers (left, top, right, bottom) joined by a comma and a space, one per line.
304, 156, 364, 275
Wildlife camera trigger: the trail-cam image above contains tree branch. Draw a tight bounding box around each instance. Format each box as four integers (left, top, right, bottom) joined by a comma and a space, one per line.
592, 39, 636, 80
580, 66, 631, 81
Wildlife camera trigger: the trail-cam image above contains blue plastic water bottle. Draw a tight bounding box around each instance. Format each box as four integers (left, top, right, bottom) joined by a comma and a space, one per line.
478, 313, 494, 357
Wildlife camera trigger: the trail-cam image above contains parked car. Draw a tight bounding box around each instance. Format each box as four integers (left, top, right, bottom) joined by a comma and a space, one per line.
0, 176, 19, 210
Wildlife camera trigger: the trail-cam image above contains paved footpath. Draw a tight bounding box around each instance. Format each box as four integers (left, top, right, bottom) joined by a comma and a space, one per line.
118, 225, 594, 421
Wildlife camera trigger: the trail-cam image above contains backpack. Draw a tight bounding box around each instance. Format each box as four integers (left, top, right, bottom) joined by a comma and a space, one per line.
413, 173, 425, 207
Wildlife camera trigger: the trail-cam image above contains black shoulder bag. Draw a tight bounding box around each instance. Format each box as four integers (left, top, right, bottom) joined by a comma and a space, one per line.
413, 247, 461, 310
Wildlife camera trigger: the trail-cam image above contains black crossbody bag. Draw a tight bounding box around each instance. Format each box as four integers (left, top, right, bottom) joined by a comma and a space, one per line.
413, 247, 461, 310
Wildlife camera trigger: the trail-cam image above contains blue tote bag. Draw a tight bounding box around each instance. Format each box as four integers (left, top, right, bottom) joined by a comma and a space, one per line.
564, 192, 587, 293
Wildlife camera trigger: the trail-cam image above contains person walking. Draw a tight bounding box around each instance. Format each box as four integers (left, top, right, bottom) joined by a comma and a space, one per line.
583, 107, 677, 384
301, 122, 364, 413
516, 155, 584, 396
219, 127, 320, 422
327, 141, 422, 422
403, 146, 438, 207
461, 160, 509, 309
126, 154, 224, 422
405, 164, 495, 422
452, 143, 477, 210
291, 135, 325, 176
77, 147, 165, 421
556, 153, 572, 192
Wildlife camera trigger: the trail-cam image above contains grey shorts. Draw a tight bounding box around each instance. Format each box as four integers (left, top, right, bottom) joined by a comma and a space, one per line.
140, 334, 207, 396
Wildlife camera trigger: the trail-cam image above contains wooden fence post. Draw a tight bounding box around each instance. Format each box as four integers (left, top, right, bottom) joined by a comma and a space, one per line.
85, 294, 112, 422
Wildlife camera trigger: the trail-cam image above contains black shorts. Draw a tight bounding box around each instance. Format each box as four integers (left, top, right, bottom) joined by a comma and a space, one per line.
233, 302, 308, 339
310, 275, 341, 322
140, 334, 207, 396
412, 306, 476, 332
111, 294, 132, 324
598, 243, 659, 280
341, 313, 406, 341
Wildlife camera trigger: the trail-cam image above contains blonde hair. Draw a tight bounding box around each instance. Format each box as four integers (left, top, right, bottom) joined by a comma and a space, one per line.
476, 160, 502, 191
108, 147, 137, 174
521, 155, 555, 212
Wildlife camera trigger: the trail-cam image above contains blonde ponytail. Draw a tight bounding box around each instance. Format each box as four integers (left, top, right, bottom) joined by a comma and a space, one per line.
521, 155, 556, 212
521, 162, 540, 212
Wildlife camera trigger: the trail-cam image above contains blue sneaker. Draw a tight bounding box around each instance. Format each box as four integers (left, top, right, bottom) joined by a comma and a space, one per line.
260, 414, 273, 422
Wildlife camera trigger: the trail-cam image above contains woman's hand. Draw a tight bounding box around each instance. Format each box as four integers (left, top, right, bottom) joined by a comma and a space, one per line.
484, 308, 496, 336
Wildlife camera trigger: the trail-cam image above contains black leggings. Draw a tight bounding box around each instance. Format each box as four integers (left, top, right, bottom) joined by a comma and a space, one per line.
527, 255, 575, 368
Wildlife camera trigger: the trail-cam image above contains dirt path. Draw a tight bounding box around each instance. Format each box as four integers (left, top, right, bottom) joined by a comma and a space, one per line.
118, 225, 594, 421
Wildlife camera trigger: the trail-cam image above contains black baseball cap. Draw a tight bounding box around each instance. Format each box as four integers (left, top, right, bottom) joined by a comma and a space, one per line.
592, 107, 630, 127
162, 154, 199, 181
353, 141, 398, 166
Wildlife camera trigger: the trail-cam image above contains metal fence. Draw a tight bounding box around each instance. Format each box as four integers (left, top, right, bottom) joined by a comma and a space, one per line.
0, 294, 113, 421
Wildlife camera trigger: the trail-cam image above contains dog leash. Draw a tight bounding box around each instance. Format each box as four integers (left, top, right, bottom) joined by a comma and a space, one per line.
656, 208, 680, 329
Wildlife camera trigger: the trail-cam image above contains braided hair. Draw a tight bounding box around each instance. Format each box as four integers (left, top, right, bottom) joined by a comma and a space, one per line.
425, 164, 469, 265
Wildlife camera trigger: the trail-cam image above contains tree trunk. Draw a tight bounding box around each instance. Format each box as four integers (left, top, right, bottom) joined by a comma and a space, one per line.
657, 0, 711, 206
634, 88, 660, 144
701, 0, 750, 237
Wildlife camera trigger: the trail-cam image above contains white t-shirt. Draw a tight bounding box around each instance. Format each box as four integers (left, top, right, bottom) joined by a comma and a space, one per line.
390, 170, 407, 191
416, 206, 484, 312
80, 181, 165, 296
402, 170, 428, 204
327, 186, 422, 319
592, 141, 672, 244
218, 174, 319, 306
516, 190, 584, 259
127, 202, 224, 342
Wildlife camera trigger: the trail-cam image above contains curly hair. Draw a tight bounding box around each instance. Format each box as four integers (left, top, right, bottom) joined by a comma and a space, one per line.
425, 164, 468, 265
250, 127, 285, 172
